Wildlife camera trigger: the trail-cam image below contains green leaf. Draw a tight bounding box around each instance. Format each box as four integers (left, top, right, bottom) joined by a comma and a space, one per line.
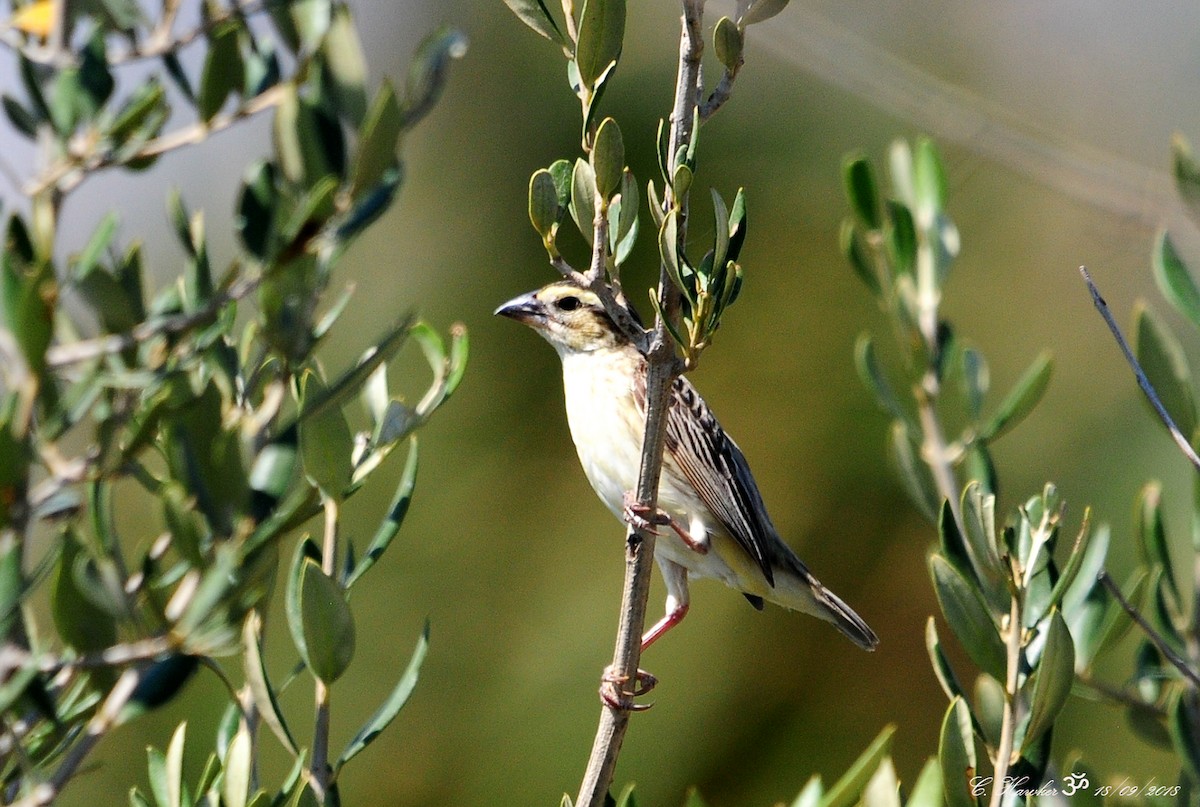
166, 722, 187, 807
739, 0, 790, 25
925, 617, 966, 702
570, 158, 597, 243
529, 169, 560, 239
591, 117, 624, 200
575, 0, 625, 88
197, 22, 243, 123
503, 0, 569, 48
960, 348, 988, 421
840, 220, 880, 297
860, 758, 899, 807
1153, 228, 1200, 331
335, 620, 429, 771
288, 0, 332, 52
884, 201, 916, 276
347, 437, 418, 588
273, 86, 338, 188
2, 95, 38, 139
1021, 608, 1075, 751
929, 554, 1006, 680
298, 558, 355, 683
1046, 509, 1094, 616
399, 26, 467, 130
242, 612, 299, 755
52, 531, 117, 653
854, 334, 907, 425
843, 154, 881, 230
1134, 302, 1197, 442
1135, 482, 1179, 602
913, 137, 947, 214
321, 5, 368, 125
223, 725, 252, 807
299, 372, 354, 499
980, 350, 1052, 441
938, 698, 977, 807
1172, 133, 1200, 220
819, 725, 895, 807
713, 17, 743, 72
906, 759, 943, 807
1170, 690, 1200, 786
888, 420, 937, 521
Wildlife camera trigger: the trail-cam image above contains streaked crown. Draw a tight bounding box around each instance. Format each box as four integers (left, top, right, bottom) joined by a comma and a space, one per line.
494, 283, 629, 355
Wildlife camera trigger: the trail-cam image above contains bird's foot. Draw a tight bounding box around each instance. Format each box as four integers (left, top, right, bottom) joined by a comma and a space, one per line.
621, 492, 670, 535
599, 665, 657, 711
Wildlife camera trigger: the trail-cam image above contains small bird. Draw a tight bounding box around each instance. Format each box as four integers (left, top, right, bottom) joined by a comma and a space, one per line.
496, 282, 878, 655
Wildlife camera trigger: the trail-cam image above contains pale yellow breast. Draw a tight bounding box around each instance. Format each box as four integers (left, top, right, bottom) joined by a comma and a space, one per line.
560, 348, 645, 518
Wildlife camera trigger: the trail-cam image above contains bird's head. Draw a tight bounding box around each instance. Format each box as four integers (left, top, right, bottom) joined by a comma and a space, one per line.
494, 283, 630, 356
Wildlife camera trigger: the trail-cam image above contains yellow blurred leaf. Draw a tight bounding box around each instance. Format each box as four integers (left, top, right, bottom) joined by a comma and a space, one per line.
9, 0, 56, 38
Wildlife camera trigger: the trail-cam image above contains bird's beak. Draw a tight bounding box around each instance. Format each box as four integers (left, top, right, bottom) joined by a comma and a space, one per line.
494, 292, 545, 325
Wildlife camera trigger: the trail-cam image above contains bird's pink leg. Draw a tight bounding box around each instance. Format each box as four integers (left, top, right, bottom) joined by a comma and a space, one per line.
641, 602, 689, 650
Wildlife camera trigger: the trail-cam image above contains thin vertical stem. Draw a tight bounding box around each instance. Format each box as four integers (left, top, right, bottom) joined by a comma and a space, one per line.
576, 3, 703, 805
989, 596, 1022, 807
310, 497, 339, 803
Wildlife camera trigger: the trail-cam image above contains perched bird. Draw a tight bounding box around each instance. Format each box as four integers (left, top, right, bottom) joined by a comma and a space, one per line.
495, 282, 878, 653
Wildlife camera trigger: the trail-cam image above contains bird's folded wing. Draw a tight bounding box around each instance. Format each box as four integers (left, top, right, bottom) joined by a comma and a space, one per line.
659, 375, 779, 587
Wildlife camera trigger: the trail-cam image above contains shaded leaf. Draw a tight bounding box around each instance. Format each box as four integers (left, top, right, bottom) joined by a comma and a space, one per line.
299, 372, 353, 499
926, 617, 966, 702
1021, 608, 1075, 751
575, 0, 625, 88
570, 158, 597, 243
1154, 228, 1200, 331
242, 612, 299, 755
298, 557, 355, 683
347, 436, 418, 588
335, 621, 429, 772
929, 554, 1006, 680
503, 0, 569, 48
197, 22, 243, 122
819, 725, 895, 807
591, 117, 624, 199
980, 351, 1052, 441
1134, 302, 1197, 441
938, 698, 977, 807
907, 759, 943, 807
529, 169, 560, 239
713, 17, 743, 72
843, 154, 881, 230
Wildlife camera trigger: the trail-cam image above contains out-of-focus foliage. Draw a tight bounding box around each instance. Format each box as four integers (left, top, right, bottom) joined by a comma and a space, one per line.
0, 1, 463, 804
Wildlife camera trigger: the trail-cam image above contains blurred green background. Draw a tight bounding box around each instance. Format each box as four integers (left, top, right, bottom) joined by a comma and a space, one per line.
27, 0, 1200, 803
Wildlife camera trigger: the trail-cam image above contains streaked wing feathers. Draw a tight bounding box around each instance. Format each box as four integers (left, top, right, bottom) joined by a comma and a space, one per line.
658, 374, 779, 586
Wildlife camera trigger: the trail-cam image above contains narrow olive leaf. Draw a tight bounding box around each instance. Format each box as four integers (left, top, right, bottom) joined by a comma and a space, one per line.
884, 201, 916, 275
1022, 608, 1075, 752
1135, 482, 1179, 601
1172, 133, 1200, 219
575, 0, 625, 88
503, 0, 569, 48
888, 421, 937, 521
840, 220, 881, 297
529, 169, 560, 239
347, 436, 418, 589
146, 746, 170, 807
790, 777, 823, 807
285, 538, 322, 668
1133, 302, 1197, 441
842, 154, 881, 230
973, 674, 1004, 748
907, 759, 944, 807
929, 554, 1006, 680
739, 0, 790, 26
322, 5, 368, 125
197, 23, 243, 123
223, 726, 252, 807
242, 612, 299, 755
819, 725, 896, 807
961, 347, 988, 421
2, 95, 38, 138
350, 80, 402, 198
854, 333, 907, 422
335, 620, 429, 772
1169, 690, 1200, 786
570, 158, 597, 243
591, 117, 624, 199
1154, 228, 1200, 331
913, 137, 947, 214
1046, 509, 1093, 613
938, 698, 976, 807
926, 618, 966, 702
298, 558, 355, 683
859, 758, 900, 807
166, 722, 187, 807
298, 372, 353, 499
74, 212, 119, 279
549, 159, 574, 210
713, 17, 743, 72
980, 350, 1052, 441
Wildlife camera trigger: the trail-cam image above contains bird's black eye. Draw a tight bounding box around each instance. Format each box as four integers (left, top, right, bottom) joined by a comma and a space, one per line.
556, 295, 581, 311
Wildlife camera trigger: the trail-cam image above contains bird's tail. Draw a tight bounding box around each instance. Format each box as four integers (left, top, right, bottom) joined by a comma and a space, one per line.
769, 562, 879, 651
